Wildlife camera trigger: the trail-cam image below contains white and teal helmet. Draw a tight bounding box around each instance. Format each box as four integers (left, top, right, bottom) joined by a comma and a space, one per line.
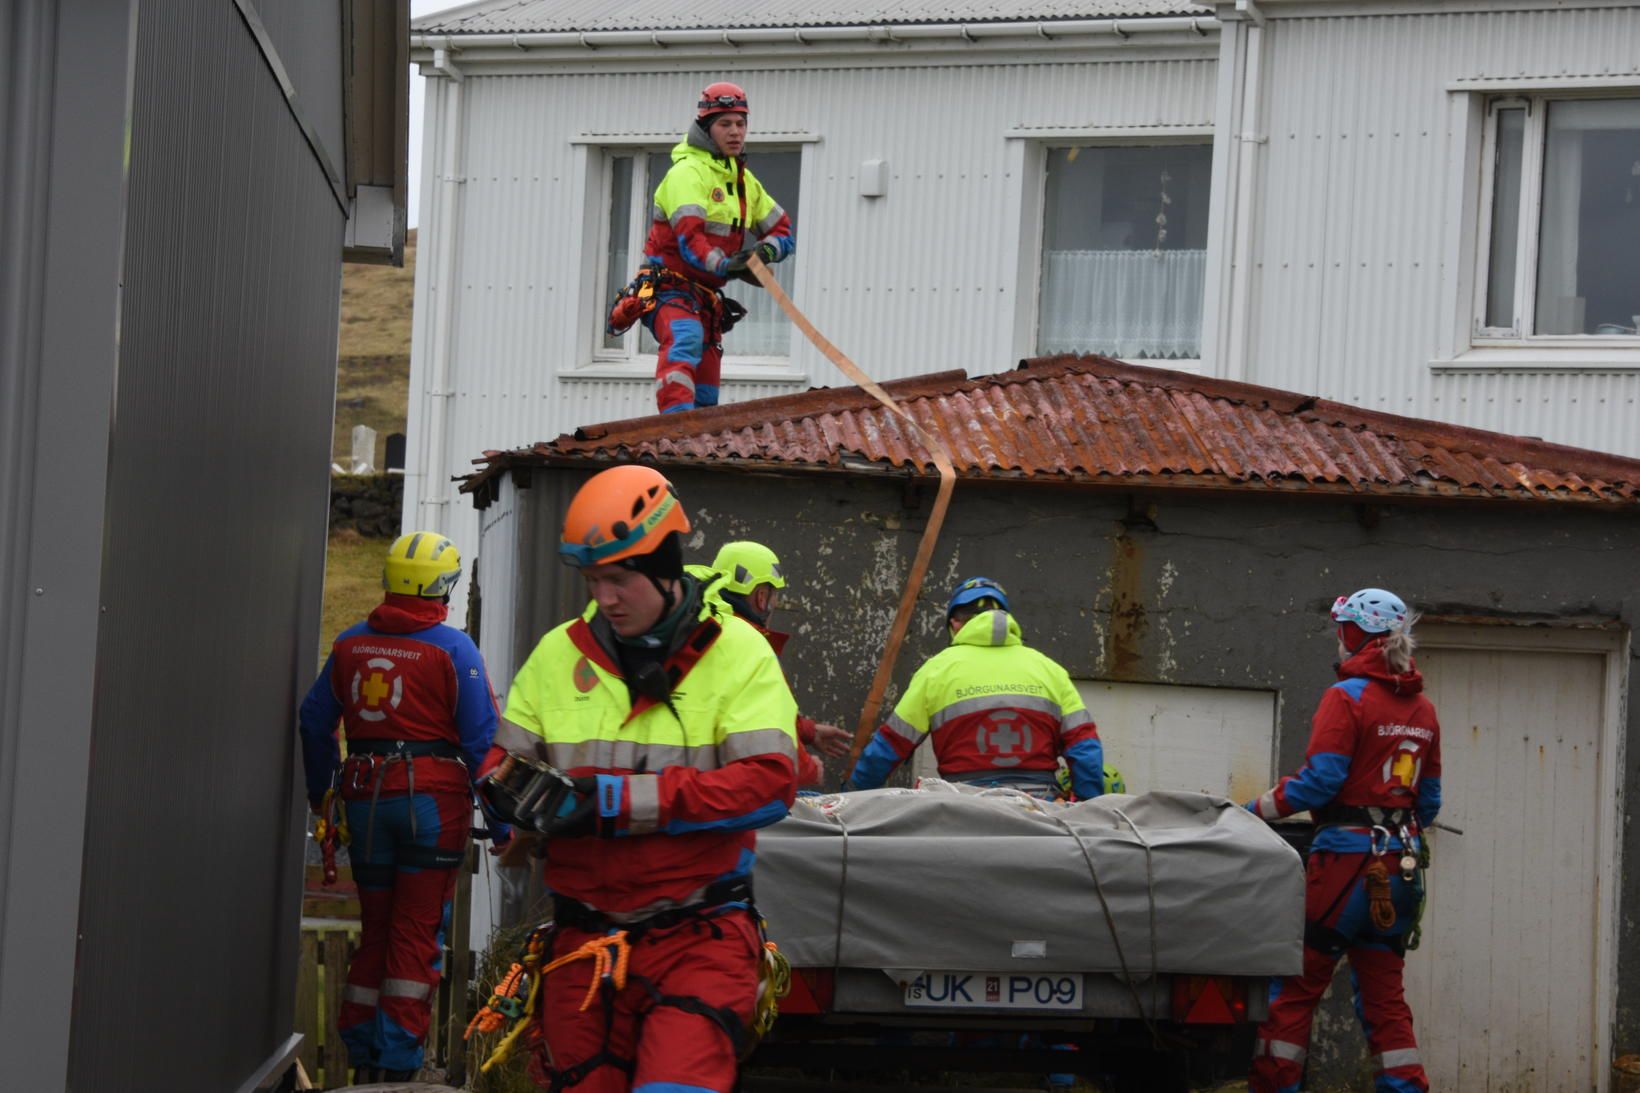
1331, 588, 1409, 633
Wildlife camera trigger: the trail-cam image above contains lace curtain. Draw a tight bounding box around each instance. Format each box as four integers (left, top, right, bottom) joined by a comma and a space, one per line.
1038, 248, 1206, 360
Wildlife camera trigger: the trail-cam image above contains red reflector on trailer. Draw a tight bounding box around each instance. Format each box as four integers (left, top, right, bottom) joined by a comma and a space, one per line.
1184, 979, 1236, 1024
781, 968, 833, 1014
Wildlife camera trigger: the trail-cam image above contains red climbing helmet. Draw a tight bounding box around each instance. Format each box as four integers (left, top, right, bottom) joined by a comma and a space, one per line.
697, 81, 749, 120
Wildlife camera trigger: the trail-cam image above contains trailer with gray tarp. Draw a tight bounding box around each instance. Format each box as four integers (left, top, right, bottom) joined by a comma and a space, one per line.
750, 783, 1304, 1089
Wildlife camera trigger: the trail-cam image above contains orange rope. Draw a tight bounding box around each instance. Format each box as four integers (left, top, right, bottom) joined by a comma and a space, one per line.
541, 931, 633, 1012
1365, 859, 1397, 931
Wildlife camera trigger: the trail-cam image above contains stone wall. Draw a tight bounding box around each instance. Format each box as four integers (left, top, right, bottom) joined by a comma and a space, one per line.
329, 473, 403, 537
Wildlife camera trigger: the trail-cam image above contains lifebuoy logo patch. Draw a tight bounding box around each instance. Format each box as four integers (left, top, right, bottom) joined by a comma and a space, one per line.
711, 187, 726, 203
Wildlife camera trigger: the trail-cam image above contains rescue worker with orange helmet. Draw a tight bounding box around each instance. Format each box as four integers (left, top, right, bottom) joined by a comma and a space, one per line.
481, 465, 799, 1092
1245, 588, 1441, 1093
297, 532, 506, 1083
689, 541, 852, 786
843, 577, 1106, 799
608, 82, 795, 415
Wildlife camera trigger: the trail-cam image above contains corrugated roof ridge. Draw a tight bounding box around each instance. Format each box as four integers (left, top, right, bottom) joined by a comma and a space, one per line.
1015, 354, 1640, 488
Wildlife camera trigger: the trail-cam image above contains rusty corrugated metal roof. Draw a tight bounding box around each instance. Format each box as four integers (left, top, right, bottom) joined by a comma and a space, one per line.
466, 356, 1640, 506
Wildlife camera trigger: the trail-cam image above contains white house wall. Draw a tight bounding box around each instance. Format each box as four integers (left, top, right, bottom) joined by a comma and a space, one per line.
406, 45, 1218, 612
1235, 4, 1640, 455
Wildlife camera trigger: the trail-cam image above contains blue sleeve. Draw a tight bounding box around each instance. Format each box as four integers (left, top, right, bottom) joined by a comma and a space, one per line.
1064, 737, 1105, 798
1416, 776, 1442, 828
297, 654, 343, 808
1276, 752, 1353, 814
447, 634, 501, 782
845, 731, 905, 791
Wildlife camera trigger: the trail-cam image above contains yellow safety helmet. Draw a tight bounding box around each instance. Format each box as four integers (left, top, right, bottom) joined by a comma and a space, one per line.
383, 531, 462, 599
709, 541, 786, 597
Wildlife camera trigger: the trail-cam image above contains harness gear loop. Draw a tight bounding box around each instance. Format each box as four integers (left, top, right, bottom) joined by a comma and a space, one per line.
753, 938, 792, 1042
469, 923, 555, 1074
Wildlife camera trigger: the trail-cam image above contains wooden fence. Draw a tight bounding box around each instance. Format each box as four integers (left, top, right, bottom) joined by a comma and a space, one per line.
295, 922, 359, 1087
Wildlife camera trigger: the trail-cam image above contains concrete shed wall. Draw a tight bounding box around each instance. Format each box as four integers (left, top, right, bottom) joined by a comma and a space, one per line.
483, 465, 1640, 1082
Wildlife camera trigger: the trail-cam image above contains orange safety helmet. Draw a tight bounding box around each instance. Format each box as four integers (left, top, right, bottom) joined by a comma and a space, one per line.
559, 465, 691, 569
697, 81, 749, 120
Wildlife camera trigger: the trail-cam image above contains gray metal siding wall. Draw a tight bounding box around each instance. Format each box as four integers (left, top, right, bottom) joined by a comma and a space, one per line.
0, 2, 136, 1088
65, 0, 343, 1088
498, 466, 1640, 1068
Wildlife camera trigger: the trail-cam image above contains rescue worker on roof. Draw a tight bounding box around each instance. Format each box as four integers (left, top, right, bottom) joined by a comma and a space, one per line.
482, 465, 800, 1092
687, 541, 852, 787
1244, 588, 1442, 1093
297, 532, 507, 1084
608, 82, 795, 415
843, 577, 1105, 799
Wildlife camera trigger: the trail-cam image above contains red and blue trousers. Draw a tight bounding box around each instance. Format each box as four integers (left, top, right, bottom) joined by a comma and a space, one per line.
1249, 849, 1429, 1093
528, 906, 761, 1092
647, 291, 721, 415
337, 786, 470, 1073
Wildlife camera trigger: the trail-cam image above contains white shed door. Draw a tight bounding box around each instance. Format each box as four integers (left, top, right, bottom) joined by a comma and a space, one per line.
1406, 639, 1609, 1091
1073, 681, 1277, 802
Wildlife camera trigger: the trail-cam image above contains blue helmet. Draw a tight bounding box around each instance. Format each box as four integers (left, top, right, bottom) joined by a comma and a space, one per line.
947, 576, 1009, 619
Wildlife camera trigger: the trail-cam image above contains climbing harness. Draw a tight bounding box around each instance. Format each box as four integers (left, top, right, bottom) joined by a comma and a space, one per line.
470, 885, 790, 1089
606, 266, 744, 339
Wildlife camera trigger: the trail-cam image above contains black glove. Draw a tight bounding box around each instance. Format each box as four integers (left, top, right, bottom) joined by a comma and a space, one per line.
756, 242, 781, 265
546, 776, 610, 838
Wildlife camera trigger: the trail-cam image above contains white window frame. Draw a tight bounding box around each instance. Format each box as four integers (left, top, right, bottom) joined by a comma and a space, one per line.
568, 137, 812, 383
1008, 128, 1216, 375
1469, 91, 1640, 350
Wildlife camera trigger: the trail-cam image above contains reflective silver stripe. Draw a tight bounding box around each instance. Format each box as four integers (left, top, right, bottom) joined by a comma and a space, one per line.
494, 718, 552, 763
381, 977, 433, 1002
1375, 1049, 1421, 1071
1255, 790, 1282, 820
652, 202, 665, 223
627, 773, 660, 834
546, 739, 718, 773
656, 369, 696, 396
1259, 1038, 1306, 1063
720, 727, 798, 764
702, 219, 737, 237
991, 612, 1009, 645
342, 985, 379, 1007
705, 247, 726, 270
755, 204, 785, 234
1061, 712, 1096, 736
884, 710, 926, 744
668, 203, 707, 227
929, 693, 1062, 733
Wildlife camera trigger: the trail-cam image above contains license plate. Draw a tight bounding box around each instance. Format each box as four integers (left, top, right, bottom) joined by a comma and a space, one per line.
904, 971, 1084, 1011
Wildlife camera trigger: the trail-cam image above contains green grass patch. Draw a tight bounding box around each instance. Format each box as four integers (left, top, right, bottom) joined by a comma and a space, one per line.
319, 529, 388, 669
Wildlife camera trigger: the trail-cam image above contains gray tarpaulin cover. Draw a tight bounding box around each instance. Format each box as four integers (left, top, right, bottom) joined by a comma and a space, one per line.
753, 782, 1303, 977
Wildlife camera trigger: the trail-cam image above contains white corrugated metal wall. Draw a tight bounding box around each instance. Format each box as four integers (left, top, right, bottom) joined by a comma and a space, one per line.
1237, 5, 1640, 454
406, 38, 1218, 614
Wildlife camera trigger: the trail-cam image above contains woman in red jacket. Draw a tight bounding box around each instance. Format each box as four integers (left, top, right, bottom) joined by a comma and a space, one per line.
1246, 588, 1441, 1093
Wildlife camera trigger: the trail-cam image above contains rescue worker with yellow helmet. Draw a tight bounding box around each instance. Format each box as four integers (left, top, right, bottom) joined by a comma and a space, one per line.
844, 577, 1106, 799
689, 541, 852, 787
606, 82, 795, 415
297, 531, 506, 1082
479, 465, 799, 1092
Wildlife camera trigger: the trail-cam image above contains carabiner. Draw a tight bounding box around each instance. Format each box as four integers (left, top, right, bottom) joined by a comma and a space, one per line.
1369, 824, 1392, 857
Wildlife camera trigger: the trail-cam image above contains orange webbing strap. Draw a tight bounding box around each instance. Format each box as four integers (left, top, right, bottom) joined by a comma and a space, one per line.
746, 255, 958, 763
541, 931, 633, 1013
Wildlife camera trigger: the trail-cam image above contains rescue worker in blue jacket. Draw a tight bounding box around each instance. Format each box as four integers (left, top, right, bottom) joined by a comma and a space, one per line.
298, 531, 507, 1082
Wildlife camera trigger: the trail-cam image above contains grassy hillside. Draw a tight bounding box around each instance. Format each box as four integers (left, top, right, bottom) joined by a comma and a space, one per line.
318, 233, 417, 664
333, 230, 415, 469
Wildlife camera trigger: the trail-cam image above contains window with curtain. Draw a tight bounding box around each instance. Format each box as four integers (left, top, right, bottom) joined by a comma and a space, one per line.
598, 147, 800, 361
1036, 143, 1212, 361
1478, 96, 1640, 339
